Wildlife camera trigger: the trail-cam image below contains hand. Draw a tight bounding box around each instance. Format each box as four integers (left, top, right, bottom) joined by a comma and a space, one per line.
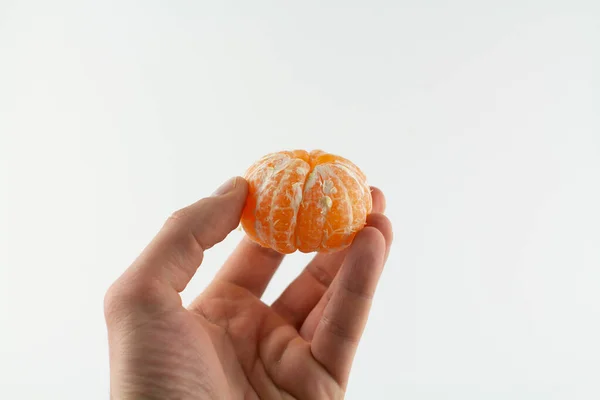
104, 177, 393, 399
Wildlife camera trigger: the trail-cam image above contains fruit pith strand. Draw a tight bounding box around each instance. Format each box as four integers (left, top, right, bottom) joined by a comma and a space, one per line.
241, 149, 372, 254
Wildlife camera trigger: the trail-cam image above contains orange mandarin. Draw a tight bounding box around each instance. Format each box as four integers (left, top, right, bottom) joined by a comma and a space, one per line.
241, 149, 372, 254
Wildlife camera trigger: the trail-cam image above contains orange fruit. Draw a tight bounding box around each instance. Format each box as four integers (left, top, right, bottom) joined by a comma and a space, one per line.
241, 149, 372, 254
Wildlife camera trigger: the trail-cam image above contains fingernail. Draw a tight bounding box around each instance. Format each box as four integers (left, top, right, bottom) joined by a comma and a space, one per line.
212, 177, 237, 196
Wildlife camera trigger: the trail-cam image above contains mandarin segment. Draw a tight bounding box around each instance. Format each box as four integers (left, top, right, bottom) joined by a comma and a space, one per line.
241, 149, 372, 254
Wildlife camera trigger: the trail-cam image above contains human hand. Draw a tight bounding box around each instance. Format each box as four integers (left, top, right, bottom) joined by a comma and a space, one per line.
104, 177, 393, 399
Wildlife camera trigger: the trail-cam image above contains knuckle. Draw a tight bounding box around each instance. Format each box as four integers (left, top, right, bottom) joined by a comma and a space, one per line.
166, 199, 224, 251
167, 207, 194, 227
166, 200, 212, 231
103, 282, 128, 323
168, 198, 213, 225
321, 315, 360, 345
103, 277, 168, 324
340, 277, 375, 301
307, 263, 335, 288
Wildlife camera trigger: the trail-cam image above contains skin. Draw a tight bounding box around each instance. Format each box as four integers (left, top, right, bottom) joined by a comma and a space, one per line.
104, 176, 393, 399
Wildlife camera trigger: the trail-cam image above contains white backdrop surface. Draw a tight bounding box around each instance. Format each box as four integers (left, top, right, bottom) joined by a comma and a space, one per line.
1, 1, 599, 399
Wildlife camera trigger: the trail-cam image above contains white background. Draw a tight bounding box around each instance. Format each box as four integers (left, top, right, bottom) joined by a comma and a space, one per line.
1, 1, 599, 399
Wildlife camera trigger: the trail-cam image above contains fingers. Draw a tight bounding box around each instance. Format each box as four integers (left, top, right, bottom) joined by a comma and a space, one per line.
310, 226, 389, 387
105, 177, 248, 312
214, 187, 382, 300
370, 186, 386, 214
298, 213, 393, 340
271, 187, 386, 327
212, 236, 285, 297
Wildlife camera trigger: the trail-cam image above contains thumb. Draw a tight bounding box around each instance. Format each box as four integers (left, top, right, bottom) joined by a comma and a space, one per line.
113, 176, 248, 298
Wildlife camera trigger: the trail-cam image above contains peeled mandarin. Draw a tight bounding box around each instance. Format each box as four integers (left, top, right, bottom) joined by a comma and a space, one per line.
240, 149, 372, 254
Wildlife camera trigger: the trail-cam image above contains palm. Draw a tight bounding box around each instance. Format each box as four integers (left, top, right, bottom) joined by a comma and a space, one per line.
134, 249, 359, 399
105, 179, 391, 399
183, 281, 339, 399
